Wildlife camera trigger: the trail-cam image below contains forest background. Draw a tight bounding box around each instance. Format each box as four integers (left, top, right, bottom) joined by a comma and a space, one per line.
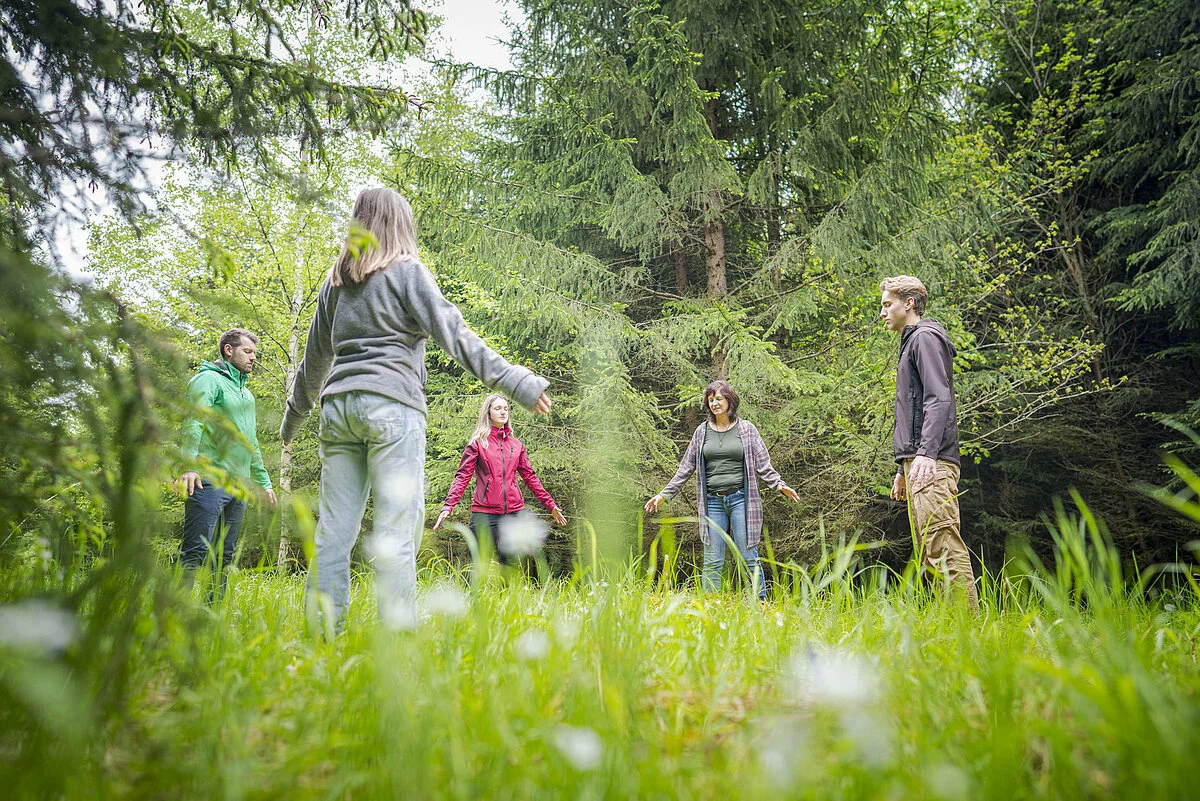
4, 0, 1200, 583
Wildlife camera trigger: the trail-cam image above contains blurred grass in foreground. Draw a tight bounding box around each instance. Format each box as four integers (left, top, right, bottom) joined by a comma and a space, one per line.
2, 491, 1198, 801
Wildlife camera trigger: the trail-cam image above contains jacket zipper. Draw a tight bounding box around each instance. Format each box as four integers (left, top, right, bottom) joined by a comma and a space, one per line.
500, 439, 509, 513
902, 338, 921, 452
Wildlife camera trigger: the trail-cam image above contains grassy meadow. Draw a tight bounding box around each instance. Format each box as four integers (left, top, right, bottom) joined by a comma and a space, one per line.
2, 504, 1198, 801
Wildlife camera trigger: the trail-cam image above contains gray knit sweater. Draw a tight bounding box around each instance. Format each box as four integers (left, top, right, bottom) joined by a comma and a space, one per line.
280, 259, 548, 442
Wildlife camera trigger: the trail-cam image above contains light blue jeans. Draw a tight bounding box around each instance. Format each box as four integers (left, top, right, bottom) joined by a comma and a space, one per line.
703, 488, 766, 599
307, 391, 426, 630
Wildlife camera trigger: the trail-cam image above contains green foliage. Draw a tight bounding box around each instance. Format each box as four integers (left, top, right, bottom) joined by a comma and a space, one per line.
963, 0, 1200, 554
391, 0, 1105, 560
3, 500, 1198, 798
0, 0, 426, 247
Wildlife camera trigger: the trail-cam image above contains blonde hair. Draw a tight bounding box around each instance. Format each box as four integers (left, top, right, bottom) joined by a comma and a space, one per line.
879, 275, 929, 315
469, 394, 509, 450
330, 187, 420, 287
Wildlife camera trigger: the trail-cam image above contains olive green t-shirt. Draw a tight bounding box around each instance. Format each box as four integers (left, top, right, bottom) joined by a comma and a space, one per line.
703, 423, 744, 494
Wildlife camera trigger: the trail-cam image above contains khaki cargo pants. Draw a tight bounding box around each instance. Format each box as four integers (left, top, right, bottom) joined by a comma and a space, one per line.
904, 459, 979, 613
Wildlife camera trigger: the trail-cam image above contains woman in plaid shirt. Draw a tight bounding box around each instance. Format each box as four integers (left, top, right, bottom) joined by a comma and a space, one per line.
645, 381, 799, 599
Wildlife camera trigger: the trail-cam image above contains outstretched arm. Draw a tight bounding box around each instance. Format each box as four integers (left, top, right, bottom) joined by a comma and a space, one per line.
747, 423, 799, 503
403, 264, 550, 411
434, 444, 479, 529
647, 429, 702, 512
281, 281, 338, 444
516, 446, 565, 523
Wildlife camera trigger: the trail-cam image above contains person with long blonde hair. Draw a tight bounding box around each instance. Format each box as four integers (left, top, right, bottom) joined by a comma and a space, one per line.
281, 187, 553, 631
434, 393, 566, 564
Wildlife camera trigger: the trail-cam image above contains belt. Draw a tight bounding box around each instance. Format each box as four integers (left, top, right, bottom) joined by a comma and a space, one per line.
709, 486, 742, 497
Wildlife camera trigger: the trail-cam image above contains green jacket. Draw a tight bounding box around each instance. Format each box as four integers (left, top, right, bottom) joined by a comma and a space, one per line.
182, 360, 272, 490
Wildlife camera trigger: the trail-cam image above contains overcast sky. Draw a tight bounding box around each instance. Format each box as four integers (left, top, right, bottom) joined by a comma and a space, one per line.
56, 0, 523, 274
428, 0, 521, 71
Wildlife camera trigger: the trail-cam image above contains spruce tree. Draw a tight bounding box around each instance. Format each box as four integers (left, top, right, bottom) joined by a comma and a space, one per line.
397, 0, 1102, 562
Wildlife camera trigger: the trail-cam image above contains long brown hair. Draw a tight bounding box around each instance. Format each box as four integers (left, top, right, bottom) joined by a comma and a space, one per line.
330, 187, 420, 287
703, 380, 740, 423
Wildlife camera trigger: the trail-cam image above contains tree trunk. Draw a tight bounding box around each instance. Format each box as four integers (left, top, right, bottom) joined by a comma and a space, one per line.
277, 267, 304, 569
702, 96, 727, 298
767, 151, 782, 291
704, 192, 727, 297
673, 247, 689, 294
702, 97, 727, 375
278, 143, 309, 569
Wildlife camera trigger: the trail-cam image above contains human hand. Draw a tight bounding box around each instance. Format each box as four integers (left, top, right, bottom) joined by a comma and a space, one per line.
265, 489, 278, 506
433, 510, 450, 530
180, 472, 203, 496
644, 494, 664, 514
780, 486, 800, 503
890, 472, 906, 500
551, 507, 567, 526
908, 456, 937, 492
533, 393, 553, 415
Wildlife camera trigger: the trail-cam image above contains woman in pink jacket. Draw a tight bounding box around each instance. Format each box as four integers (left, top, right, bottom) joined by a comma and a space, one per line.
433, 393, 566, 563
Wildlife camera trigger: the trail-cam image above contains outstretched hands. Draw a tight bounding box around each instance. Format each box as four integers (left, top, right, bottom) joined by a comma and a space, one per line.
646, 487, 797, 513
433, 506, 568, 530
533, 393, 552, 414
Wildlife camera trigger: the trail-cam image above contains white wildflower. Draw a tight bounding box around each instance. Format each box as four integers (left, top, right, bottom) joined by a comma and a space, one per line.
367, 533, 418, 631
367, 532, 407, 564
553, 614, 581, 647
759, 717, 810, 788
373, 472, 419, 506
839, 709, 895, 767
422, 584, 469, 619
514, 629, 550, 661
378, 596, 417, 631
787, 646, 878, 707
552, 725, 603, 771
928, 763, 971, 800
498, 511, 548, 556
0, 600, 77, 655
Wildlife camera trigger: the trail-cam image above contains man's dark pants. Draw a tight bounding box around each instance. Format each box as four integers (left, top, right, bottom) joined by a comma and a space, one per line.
181, 482, 247, 602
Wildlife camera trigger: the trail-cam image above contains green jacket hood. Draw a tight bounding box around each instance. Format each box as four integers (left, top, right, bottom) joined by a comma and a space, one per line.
198, 359, 248, 386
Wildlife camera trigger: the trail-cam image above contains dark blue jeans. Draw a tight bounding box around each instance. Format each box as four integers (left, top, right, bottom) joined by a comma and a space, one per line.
471, 512, 523, 567
180, 482, 247, 569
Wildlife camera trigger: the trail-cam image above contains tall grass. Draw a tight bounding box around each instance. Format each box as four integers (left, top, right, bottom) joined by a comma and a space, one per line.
2, 491, 1197, 800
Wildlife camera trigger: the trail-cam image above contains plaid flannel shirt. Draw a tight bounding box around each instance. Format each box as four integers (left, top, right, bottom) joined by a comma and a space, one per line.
659, 419, 787, 547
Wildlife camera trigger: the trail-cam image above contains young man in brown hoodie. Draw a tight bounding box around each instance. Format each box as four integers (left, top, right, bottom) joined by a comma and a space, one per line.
880, 275, 979, 613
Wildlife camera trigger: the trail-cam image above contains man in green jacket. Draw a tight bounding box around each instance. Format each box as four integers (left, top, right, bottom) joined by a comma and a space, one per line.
179, 329, 276, 599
